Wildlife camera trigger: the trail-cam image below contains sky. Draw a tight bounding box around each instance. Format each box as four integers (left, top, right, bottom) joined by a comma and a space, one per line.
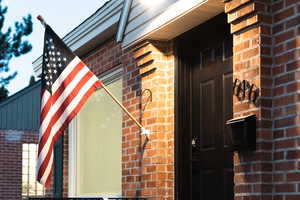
3, 0, 108, 96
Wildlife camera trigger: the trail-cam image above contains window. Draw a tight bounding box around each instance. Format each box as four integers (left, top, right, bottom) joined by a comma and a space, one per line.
69, 69, 122, 197
22, 143, 45, 198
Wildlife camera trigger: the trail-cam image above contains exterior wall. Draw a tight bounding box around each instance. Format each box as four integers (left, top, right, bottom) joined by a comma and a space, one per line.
61, 38, 175, 199
123, 41, 175, 199
225, 0, 274, 199
225, 0, 300, 199
272, 0, 300, 199
0, 83, 41, 131
59, 0, 299, 199
0, 130, 48, 200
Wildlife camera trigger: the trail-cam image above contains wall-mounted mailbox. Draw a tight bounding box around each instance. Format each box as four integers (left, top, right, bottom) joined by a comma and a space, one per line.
226, 114, 256, 152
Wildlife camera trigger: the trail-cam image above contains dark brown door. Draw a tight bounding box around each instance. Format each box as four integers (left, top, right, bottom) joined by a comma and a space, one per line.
176, 14, 233, 200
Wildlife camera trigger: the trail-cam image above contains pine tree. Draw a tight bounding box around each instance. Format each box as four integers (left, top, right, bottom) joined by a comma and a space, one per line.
0, 85, 8, 102
28, 75, 35, 86
0, 0, 33, 99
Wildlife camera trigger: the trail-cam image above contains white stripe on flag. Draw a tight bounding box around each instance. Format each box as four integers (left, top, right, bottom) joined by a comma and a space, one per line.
37, 75, 99, 171
39, 150, 53, 185
52, 57, 81, 94
41, 91, 51, 110
39, 63, 89, 137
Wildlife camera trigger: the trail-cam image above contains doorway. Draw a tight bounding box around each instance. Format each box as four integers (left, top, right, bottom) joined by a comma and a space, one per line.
175, 13, 234, 200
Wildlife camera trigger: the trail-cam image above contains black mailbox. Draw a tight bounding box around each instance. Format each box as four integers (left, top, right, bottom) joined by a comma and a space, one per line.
226, 114, 256, 152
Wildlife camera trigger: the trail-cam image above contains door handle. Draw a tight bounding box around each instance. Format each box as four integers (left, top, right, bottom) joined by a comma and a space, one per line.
191, 137, 199, 148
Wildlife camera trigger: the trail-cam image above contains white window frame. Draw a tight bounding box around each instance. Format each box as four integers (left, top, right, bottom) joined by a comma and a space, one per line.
68, 66, 123, 197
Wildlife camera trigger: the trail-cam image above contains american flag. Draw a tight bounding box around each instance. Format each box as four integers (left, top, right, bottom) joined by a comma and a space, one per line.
36, 25, 102, 187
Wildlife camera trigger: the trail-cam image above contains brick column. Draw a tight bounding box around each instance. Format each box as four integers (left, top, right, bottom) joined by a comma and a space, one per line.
122, 41, 175, 200
271, 0, 300, 199
225, 0, 274, 199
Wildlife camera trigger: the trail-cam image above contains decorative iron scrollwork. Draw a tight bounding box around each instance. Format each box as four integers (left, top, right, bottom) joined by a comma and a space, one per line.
233, 78, 259, 103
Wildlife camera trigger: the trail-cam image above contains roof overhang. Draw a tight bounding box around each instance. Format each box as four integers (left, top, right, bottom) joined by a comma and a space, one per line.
122, 0, 224, 48
33, 0, 123, 76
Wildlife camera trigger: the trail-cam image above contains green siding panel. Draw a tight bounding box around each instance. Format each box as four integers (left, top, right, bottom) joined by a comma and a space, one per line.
0, 82, 41, 131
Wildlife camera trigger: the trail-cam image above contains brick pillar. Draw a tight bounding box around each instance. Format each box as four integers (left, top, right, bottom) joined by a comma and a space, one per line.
272, 0, 300, 199
225, 0, 274, 199
122, 41, 175, 200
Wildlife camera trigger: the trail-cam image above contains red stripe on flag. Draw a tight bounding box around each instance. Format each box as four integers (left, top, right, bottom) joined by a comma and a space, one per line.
44, 164, 53, 187
38, 71, 95, 155
37, 79, 101, 186
40, 62, 85, 123
37, 142, 53, 179
52, 79, 102, 143
51, 62, 85, 104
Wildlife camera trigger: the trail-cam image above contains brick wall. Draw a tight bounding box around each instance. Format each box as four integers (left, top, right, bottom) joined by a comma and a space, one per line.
59, 1, 298, 199
0, 130, 44, 200
272, 0, 300, 199
61, 39, 175, 200
225, 0, 300, 199
225, 0, 274, 199
122, 41, 175, 199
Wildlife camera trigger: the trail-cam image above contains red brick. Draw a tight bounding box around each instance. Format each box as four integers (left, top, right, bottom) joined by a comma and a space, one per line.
272, 1, 284, 12
286, 195, 300, 200
275, 51, 295, 64
273, 24, 284, 34
275, 184, 296, 192
287, 150, 300, 159
274, 7, 295, 22
286, 15, 300, 29
275, 139, 295, 149
225, 0, 252, 13
275, 117, 295, 128
287, 60, 300, 71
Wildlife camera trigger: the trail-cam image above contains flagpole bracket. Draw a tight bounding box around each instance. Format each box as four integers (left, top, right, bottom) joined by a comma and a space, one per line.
141, 127, 150, 136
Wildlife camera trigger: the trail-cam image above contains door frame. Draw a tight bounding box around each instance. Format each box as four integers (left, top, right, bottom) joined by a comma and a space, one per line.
175, 39, 193, 199
174, 13, 233, 199
175, 35, 193, 199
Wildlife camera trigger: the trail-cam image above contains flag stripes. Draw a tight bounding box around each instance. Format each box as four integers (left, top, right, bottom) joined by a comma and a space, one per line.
37, 54, 102, 186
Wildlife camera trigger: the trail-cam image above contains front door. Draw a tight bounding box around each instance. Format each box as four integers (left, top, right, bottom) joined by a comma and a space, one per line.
176, 14, 234, 200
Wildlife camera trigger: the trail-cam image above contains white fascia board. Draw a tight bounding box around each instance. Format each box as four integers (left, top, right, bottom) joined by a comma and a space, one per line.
122, 0, 224, 48
33, 0, 124, 76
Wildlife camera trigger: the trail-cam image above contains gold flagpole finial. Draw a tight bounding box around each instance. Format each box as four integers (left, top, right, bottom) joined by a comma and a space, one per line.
37, 15, 47, 28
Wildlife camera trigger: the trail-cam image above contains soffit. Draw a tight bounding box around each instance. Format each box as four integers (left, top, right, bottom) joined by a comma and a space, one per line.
122, 0, 224, 48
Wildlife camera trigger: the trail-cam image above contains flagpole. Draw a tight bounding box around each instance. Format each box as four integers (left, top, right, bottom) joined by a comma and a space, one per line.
37, 15, 47, 27
101, 84, 143, 128
37, 15, 150, 136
